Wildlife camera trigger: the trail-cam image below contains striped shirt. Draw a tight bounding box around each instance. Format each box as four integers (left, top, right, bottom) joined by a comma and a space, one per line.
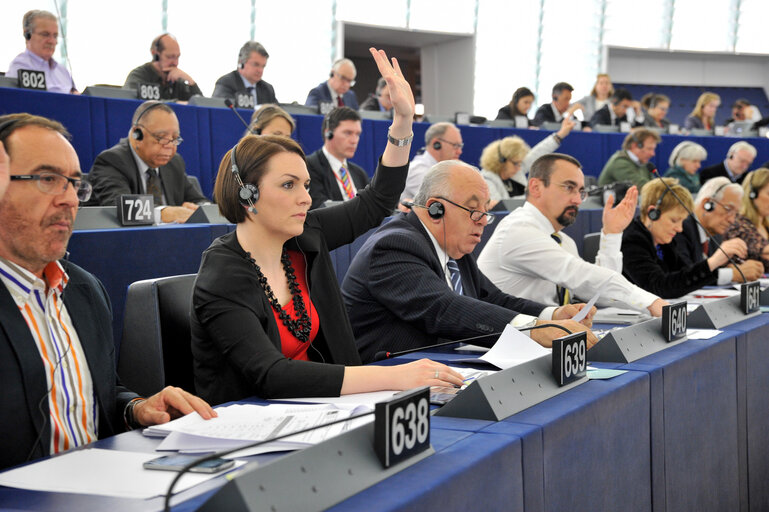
0, 258, 98, 455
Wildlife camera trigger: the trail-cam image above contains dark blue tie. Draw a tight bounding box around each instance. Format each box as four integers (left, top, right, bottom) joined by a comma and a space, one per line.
447, 258, 463, 295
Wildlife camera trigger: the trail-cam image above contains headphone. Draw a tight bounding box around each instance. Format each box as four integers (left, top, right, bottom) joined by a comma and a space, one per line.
497, 142, 506, 164
648, 188, 668, 221
230, 141, 259, 214
432, 140, 442, 151
131, 101, 166, 141
24, 31, 32, 40
152, 33, 169, 62
749, 172, 759, 200
669, 141, 692, 168
401, 200, 445, 219
703, 182, 729, 212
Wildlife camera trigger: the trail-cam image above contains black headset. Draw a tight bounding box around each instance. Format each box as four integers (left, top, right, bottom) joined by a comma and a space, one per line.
749, 172, 759, 200
152, 33, 169, 62
432, 140, 442, 151
648, 187, 668, 221
230, 141, 259, 214
703, 182, 729, 212
131, 102, 166, 141
24, 31, 32, 40
402, 200, 444, 219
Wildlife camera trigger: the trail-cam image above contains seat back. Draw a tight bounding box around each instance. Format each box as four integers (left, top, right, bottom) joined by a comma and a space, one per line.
582, 232, 601, 264
117, 274, 196, 397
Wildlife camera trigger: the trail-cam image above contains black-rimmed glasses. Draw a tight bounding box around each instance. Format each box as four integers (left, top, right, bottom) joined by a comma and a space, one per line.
436, 196, 495, 224
10, 172, 93, 201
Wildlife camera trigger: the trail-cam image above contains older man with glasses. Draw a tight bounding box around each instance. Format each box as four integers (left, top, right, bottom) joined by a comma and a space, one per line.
88, 101, 208, 223
7, 10, 77, 94
478, 153, 668, 316
342, 159, 598, 364
305, 58, 359, 110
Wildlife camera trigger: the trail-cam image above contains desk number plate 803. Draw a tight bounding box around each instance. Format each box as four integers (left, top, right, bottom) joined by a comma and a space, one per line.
374, 386, 430, 468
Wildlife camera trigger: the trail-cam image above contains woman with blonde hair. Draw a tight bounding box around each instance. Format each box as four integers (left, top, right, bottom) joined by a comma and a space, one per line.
724, 168, 769, 271
479, 117, 576, 201
575, 73, 614, 121
247, 104, 295, 137
684, 92, 720, 132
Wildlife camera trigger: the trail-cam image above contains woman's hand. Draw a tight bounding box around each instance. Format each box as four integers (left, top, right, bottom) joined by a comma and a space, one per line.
391, 359, 464, 389
369, 47, 415, 122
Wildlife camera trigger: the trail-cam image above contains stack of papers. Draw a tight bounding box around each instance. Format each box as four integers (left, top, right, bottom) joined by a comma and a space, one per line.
455, 324, 550, 369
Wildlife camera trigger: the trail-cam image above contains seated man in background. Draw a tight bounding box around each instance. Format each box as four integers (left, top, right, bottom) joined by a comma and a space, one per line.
307, 107, 369, 210
7, 10, 77, 94
674, 176, 763, 283
532, 82, 582, 127
360, 77, 393, 113
0, 113, 214, 471
589, 88, 636, 128
598, 128, 661, 188
212, 41, 277, 106
124, 34, 202, 102
400, 122, 463, 203
342, 160, 598, 364
305, 58, 359, 110
699, 141, 756, 185
88, 101, 208, 223
478, 153, 667, 316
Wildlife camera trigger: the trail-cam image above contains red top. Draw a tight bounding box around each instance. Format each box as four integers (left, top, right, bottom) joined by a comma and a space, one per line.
273, 250, 319, 361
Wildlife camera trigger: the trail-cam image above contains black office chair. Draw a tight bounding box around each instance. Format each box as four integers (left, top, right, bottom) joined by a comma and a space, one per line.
582, 232, 601, 264
117, 274, 197, 397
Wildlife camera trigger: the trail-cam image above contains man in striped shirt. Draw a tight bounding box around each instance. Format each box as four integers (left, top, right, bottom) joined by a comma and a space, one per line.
0, 113, 215, 470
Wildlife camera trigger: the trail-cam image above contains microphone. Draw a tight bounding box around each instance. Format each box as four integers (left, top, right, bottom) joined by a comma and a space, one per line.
647, 164, 747, 284
163, 409, 375, 512
224, 98, 256, 135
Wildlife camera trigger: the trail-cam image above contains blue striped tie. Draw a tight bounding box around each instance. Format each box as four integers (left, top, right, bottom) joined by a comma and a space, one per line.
447, 258, 463, 295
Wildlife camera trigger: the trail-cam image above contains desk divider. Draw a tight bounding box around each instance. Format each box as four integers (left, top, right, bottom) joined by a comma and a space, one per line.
688, 295, 760, 329
434, 354, 587, 421
198, 422, 433, 512
587, 317, 687, 363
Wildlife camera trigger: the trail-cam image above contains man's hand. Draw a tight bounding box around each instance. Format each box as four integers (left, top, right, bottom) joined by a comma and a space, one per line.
132, 386, 216, 427
164, 67, 195, 86
0, 140, 8, 202
369, 47, 414, 121
160, 203, 198, 223
553, 303, 596, 327
566, 102, 584, 116
708, 238, 748, 270
646, 298, 669, 317
602, 185, 638, 234
530, 319, 599, 349
732, 260, 764, 282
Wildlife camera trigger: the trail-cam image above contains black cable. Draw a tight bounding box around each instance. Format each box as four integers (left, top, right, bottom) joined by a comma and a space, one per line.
519, 323, 573, 336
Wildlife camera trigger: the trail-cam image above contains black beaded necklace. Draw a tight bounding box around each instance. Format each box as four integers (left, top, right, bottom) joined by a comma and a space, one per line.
245, 249, 312, 342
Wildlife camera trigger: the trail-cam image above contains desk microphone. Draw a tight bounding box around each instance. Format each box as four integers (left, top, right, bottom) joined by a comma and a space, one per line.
647, 164, 747, 283
224, 98, 256, 135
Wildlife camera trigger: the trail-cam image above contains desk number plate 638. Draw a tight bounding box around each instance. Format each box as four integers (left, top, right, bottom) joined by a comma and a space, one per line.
374, 386, 430, 468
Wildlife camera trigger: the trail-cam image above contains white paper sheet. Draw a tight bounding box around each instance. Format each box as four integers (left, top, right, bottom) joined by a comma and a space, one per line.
478, 324, 550, 369
572, 287, 602, 322
686, 328, 722, 340
0, 448, 244, 499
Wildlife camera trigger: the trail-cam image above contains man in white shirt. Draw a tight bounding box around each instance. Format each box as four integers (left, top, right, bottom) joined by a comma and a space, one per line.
306, 107, 369, 210
399, 122, 463, 204
478, 153, 668, 316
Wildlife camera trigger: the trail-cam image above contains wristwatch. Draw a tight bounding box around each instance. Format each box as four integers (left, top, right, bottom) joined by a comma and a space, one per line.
387, 130, 413, 147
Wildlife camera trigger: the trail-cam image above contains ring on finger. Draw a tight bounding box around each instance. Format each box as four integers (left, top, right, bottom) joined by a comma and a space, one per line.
434, 370, 440, 379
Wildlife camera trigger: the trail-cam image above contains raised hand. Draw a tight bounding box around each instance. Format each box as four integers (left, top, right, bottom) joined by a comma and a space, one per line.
603, 185, 638, 234
369, 47, 414, 120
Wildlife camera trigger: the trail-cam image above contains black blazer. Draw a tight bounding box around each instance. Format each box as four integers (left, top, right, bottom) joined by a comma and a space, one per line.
532, 103, 557, 127
699, 161, 746, 185
621, 218, 716, 298
305, 81, 359, 110
590, 104, 627, 127
211, 70, 277, 104
88, 138, 208, 207
342, 212, 548, 363
0, 262, 137, 470
191, 160, 407, 405
306, 149, 369, 210
673, 215, 722, 266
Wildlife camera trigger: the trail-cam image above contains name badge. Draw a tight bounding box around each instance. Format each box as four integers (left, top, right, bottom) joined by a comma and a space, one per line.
661, 301, 687, 342
117, 194, 154, 226
741, 281, 760, 314
235, 93, 255, 109
319, 102, 334, 115
374, 387, 430, 468
552, 332, 587, 386
17, 69, 46, 90
138, 83, 161, 100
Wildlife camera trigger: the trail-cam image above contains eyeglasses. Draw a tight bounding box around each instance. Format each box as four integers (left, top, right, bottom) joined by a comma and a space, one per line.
435, 196, 495, 224
437, 138, 464, 150
10, 172, 92, 201
711, 199, 737, 216
334, 73, 356, 87
136, 125, 183, 146
554, 182, 587, 200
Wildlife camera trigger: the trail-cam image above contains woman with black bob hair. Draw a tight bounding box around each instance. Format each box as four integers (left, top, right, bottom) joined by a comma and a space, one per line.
191, 48, 463, 405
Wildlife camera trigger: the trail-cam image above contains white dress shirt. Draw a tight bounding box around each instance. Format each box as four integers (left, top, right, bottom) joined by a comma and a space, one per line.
401, 150, 438, 202
322, 146, 358, 200
477, 201, 659, 311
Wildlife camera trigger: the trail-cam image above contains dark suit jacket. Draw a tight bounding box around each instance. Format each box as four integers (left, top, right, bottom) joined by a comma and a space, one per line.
124, 62, 202, 101
191, 161, 407, 405
305, 80, 359, 110
306, 149, 369, 210
673, 215, 721, 266
211, 70, 277, 104
621, 218, 716, 299
88, 138, 208, 206
532, 103, 558, 127
341, 212, 548, 363
0, 262, 137, 470
590, 104, 627, 127
699, 161, 747, 185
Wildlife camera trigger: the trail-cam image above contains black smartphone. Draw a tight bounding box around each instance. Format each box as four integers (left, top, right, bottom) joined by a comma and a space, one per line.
143, 454, 234, 473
